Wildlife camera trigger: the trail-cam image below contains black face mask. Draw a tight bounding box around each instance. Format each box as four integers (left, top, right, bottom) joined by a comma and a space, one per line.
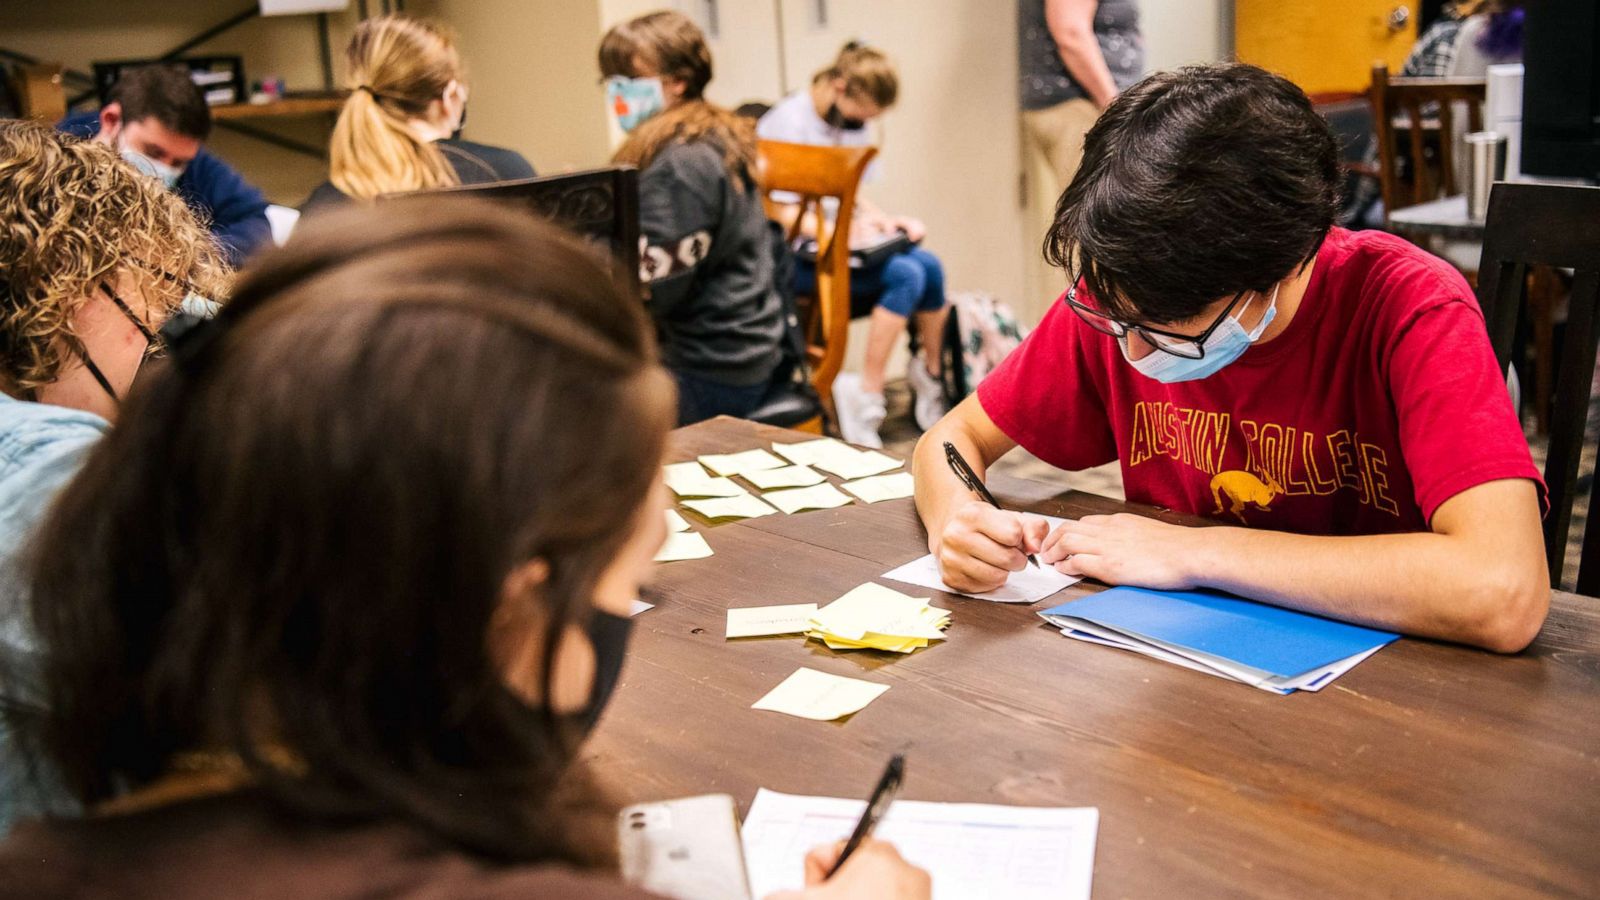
451, 100, 469, 141
575, 608, 634, 731
825, 103, 867, 131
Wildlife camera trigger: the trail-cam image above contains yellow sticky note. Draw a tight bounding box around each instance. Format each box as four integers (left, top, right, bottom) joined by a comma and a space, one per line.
751, 667, 889, 721
812, 449, 903, 481
654, 531, 713, 562
771, 438, 851, 467
762, 483, 855, 514
664, 509, 691, 532
664, 462, 747, 498
726, 603, 820, 638
683, 494, 779, 521
841, 471, 916, 504
699, 448, 788, 477
744, 464, 828, 489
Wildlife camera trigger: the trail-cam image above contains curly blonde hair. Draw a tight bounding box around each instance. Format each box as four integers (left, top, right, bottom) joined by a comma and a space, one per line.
0, 119, 230, 395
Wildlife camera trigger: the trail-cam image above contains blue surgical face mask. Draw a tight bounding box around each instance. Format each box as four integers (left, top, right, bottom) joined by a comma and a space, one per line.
1119, 284, 1280, 384
119, 145, 183, 190
605, 76, 667, 132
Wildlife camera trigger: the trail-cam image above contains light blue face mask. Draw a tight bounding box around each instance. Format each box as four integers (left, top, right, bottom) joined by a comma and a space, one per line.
119, 146, 184, 190
1119, 284, 1280, 384
605, 76, 667, 133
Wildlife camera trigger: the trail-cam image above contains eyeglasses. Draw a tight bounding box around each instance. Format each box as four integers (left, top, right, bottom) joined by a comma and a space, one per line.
1065, 286, 1249, 360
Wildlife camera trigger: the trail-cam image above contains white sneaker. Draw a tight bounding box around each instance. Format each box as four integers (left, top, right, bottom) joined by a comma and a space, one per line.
906, 354, 949, 432
831, 373, 886, 448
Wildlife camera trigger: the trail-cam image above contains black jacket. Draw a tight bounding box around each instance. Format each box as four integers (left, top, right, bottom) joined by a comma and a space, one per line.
299, 138, 536, 212
637, 140, 784, 386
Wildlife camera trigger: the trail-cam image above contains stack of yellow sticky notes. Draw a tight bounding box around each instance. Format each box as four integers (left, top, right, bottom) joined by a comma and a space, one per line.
805, 583, 951, 653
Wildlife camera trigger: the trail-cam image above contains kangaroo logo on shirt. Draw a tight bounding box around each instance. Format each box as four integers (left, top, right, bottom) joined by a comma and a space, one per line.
1209, 469, 1284, 524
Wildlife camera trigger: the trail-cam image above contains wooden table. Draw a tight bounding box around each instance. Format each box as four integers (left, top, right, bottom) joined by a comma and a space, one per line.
587, 417, 1600, 899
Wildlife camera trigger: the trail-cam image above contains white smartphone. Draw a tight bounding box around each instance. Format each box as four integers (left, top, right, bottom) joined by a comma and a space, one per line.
618, 793, 753, 900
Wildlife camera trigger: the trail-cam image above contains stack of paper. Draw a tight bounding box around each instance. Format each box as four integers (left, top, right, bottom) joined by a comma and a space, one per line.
1039, 586, 1399, 695
805, 583, 950, 653
741, 789, 1099, 900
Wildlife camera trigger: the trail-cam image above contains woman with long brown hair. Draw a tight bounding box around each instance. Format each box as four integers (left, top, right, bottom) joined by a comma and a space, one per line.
0, 196, 927, 899
302, 14, 534, 210
600, 10, 789, 426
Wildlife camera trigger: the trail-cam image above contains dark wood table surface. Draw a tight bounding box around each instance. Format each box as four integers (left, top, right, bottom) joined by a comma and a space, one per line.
586, 417, 1600, 899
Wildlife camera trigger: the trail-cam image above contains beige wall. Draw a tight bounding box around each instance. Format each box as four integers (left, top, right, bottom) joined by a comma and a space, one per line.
411, 0, 613, 172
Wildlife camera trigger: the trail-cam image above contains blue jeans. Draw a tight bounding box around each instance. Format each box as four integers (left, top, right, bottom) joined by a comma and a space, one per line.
673, 368, 771, 426
793, 246, 947, 320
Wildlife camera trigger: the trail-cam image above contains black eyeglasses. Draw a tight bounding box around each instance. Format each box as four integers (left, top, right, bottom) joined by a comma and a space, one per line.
1065, 287, 1249, 360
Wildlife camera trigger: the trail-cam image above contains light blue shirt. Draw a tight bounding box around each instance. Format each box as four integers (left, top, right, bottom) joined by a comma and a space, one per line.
0, 393, 107, 833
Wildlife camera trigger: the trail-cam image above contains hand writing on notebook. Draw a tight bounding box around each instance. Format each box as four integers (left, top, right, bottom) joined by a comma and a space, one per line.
764, 839, 931, 900
1041, 513, 1200, 591
932, 501, 1053, 593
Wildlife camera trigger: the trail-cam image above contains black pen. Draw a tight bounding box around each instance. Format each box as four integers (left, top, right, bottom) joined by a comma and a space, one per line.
827, 753, 905, 878
943, 441, 1041, 568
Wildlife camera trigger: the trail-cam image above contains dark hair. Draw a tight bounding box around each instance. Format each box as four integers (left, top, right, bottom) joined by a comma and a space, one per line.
14, 197, 673, 861
1044, 63, 1342, 324
106, 64, 212, 141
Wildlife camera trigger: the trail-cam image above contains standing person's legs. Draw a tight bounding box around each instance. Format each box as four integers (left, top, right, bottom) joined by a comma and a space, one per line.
1022, 97, 1101, 193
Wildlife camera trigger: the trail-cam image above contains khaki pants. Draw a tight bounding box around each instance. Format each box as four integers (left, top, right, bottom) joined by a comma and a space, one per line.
1022, 97, 1101, 194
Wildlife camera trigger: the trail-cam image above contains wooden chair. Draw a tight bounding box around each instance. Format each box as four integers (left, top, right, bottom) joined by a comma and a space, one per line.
390, 167, 641, 299
1479, 182, 1600, 594
755, 140, 877, 425
1368, 64, 1486, 217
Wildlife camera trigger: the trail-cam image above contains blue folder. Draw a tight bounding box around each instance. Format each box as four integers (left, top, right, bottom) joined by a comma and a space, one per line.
1041, 587, 1399, 678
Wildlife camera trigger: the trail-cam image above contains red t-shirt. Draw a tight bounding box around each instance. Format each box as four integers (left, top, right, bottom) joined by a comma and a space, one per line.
978, 227, 1544, 534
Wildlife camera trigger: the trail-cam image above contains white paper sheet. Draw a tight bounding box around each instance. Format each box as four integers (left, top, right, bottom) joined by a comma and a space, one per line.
881, 514, 1078, 603
741, 789, 1099, 900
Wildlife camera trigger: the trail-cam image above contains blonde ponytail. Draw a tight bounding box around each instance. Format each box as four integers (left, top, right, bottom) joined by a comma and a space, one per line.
329, 15, 462, 201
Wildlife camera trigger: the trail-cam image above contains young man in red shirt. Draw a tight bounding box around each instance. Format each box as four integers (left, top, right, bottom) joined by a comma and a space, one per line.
914, 64, 1549, 652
